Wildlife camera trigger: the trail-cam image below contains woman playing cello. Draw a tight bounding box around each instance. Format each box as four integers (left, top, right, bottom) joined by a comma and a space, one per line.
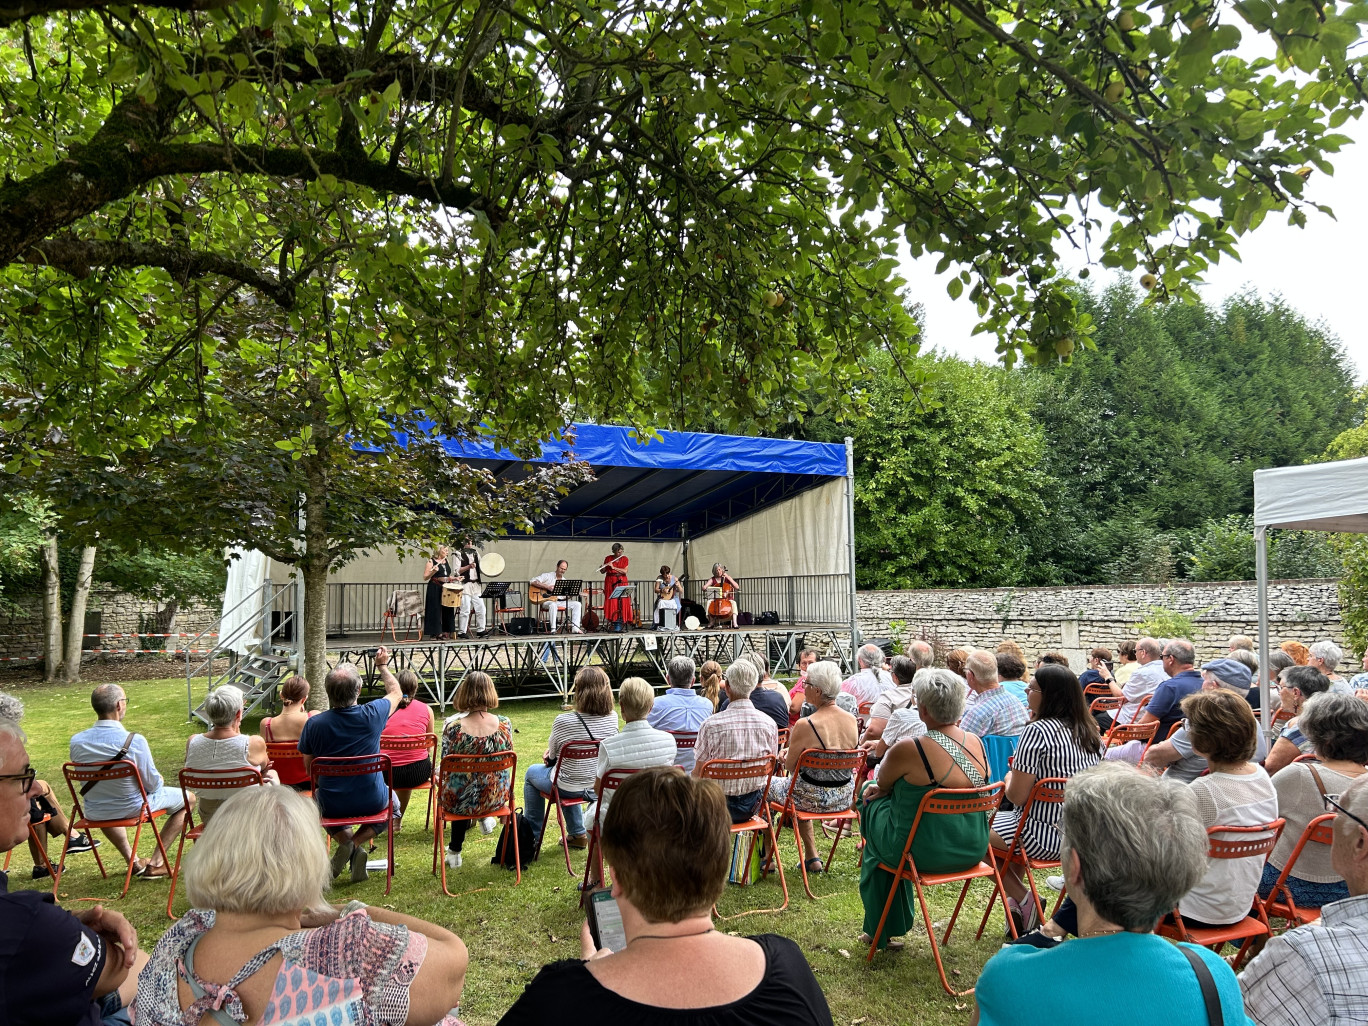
599, 543, 632, 632
706, 563, 741, 628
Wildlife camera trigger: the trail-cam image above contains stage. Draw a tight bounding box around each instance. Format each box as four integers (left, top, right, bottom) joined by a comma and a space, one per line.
326, 623, 857, 707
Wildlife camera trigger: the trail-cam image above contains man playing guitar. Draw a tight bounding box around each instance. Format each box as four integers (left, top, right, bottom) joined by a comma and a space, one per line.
529, 560, 586, 633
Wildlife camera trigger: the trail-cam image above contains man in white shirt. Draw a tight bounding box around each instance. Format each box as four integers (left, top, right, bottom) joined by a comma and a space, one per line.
530, 559, 585, 633
1103, 635, 1166, 727
1241, 773, 1368, 1025
841, 643, 894, 707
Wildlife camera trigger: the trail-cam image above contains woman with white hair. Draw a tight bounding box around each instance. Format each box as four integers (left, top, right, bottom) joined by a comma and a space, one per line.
975, 763, 1247, 1024
764, 661, 859, 874
184, 684, 276, 823
857, 668, 990, 948
136, 787, 467, 1026
1308, 639, 1349, 691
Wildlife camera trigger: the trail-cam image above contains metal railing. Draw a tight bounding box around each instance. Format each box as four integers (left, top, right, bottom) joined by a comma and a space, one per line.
185, 580, 296, 695
320, 573, 851, 634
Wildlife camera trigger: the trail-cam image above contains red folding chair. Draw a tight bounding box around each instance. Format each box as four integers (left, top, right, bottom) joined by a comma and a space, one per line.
1102, 694, 1152, 742
578, 767, 644, 905
380, 733, 438, 830
1270, 706, 1295, 729
1089, 696, 1122, 720
700, 756, 788, 918
264, 740, 311, 797
857, 701, 874, 735
532, 739, 600, 874
59, 760, 174, 899
668, 730, 698, 760
1292, 753, 1321, 764
1158, 819, 1286, 970
1083, 682, 1113, 699
865, 782, 1010, 997
310, 755, 397, 895
1104, 720, 1160, 756
979, 777, 1068, 934
1, 810, 58, 882
1263, 813, 1336, 929
432, 751, 520, 893
765, 748, 865, 899
167, 767, 265, 918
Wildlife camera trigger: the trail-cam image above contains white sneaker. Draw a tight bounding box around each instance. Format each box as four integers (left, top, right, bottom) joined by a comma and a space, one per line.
479, 817, 497, 835
1046, 875, 1065, 892
570, 625, 584, 634
445, 852, 462, 869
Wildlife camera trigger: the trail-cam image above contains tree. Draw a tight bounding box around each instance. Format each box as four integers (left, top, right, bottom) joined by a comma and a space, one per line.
1323, 418, 1368, 659
97, 546, 227, 638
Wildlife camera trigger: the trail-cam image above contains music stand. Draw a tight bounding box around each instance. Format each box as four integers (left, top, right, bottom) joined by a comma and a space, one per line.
481, 581, 511, 635
608, 585, 632, 600
548, 579, 583, 634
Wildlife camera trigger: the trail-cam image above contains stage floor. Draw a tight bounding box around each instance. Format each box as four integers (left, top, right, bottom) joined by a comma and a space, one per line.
316, 623, 855, 706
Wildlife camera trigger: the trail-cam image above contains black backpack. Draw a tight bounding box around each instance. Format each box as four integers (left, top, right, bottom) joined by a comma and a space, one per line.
492, 810, 535, 870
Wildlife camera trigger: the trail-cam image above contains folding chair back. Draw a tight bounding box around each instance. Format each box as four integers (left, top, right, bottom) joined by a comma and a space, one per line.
380, 732, 438, 828
168, 768, 264, 917
669, 731, 697, 752
310, 755, 397, 895
867, 782, 1008, 996
1105, 720, 1159, 751
264, 741, 309, 794
769, 748, 865, 899
979, 777, 1067, 934
60, 759, 172, 900
578, 767, 645, 901
857, 701, 874, 733
1089, 696, 1122, 716
434, 751, 519, 892
1292, 753, 1320, 764
1083, 682, 1112, 698
1271, 706, 1294, 728
1264, 813, 1335, 928
535, 739, 601, 874
1159, 819, 1286, 969
700, 756, 787, 917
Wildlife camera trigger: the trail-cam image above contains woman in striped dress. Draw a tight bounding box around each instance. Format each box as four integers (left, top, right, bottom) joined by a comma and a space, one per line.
990, 662, 1104, 934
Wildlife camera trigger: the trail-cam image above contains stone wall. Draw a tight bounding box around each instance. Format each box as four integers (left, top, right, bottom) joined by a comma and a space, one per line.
855, 578, 1346, 669
0, 590, 219, 664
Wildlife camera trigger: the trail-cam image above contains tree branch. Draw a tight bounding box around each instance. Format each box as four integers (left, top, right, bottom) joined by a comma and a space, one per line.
23, 234, 298, 307
0, 0, 232, 27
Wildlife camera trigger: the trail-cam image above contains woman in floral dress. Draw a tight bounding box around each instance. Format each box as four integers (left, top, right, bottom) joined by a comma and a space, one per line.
440, 670, 514, 869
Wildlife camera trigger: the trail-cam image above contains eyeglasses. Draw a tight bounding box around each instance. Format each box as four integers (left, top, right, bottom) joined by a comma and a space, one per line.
1323, 792, 1368, 836
0, 766, 36, 794
1027, 685, 1042, 694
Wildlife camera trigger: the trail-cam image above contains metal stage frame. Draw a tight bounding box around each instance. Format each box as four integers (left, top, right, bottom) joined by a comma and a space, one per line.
327, 624, 857, 708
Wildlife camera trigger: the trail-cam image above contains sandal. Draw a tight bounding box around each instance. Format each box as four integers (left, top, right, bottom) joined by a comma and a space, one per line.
859, 932, 906, 951
135, 861, 171, 879
799, 857, 824, 874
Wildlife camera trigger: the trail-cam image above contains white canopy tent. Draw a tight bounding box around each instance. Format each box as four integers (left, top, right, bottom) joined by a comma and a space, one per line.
1252, 455, 1368, 726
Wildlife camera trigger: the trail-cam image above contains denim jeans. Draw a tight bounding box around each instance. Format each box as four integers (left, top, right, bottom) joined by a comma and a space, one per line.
524, 762, 592, 837
726, 789, 763, 823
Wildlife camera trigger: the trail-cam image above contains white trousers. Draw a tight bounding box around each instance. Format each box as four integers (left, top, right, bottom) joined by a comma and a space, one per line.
459, 592, 486, 632
542, 599, 582, 630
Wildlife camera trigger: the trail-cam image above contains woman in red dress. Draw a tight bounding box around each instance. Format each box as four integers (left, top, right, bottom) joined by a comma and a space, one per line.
599, 543, 632, 631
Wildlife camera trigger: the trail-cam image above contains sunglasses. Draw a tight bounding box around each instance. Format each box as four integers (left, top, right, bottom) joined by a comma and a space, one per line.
1323, 792, 1368, 836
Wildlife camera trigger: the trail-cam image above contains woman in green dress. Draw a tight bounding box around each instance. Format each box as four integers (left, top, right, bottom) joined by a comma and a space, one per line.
858, 667, 992, 948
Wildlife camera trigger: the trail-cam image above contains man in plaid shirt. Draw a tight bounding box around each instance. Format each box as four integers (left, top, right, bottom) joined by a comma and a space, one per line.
1241, 773, 1368, 1025
692, 660, 777, 822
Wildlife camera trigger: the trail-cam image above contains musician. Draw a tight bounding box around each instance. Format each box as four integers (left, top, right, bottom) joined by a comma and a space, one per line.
598, 543, 632, 632
530, 560, 586, 634
705, 563, 740, 629
455, 537, 488, 638
655, 565, 682, 631
423, 545, 456, 640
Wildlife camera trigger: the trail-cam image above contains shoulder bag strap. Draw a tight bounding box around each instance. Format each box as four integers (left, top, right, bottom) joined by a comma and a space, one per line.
574, 712, 598, 742
1177, 944, 1224, 1026
80, 732, 139, 796
1307, 763, 1330, 799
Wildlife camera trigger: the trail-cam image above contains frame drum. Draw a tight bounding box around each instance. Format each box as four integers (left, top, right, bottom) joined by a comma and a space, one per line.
481, 552, 506, 577
684, 615, 701, 631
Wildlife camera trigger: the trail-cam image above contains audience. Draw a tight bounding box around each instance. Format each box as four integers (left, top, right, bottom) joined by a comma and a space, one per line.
70, 683, 192, 879
840, 644, 894, 706
786, 648, 820, 725
1112, 640, 1139, 688
1281, 640, 1310, 666
1308, 640, 1349, 692
587, 678, 677, 829
647, 655, 713, 771
766, 661, 859, 873
977, 763, 1247, 1025
874, 668, 933, 751
1241, 774, 1368, 1026
297, 648, 403, 883
183, 684, 276, 823
1135, 638, 1201, 741
996, 652, 1029, 706
946, 647, 970, 678
1077, 647, 1113, 690
1229, 634, 1256, 653
1102, 636, 1164, 729
961, 650, 1029, 738
737, 650, 793, 731
1142, 658, 1267, 781
858, 668, 989, 949
1265, 665, 1333, 774
135, 786, 466, 1026
862, 655, 918, 745
499, 768, 834, 1025
990, 663, 1103, 934
440, 671, 512, 869
257, 675, 317, 789
1254, 649, 1296, 714
692, 660, 777, 823
1350, 648, 1368, 690
380, 668, 437, 821
525, 666, 620, 850
699, 660, 724, 712
2, 714, 146, 1026
1259, 692, 1368, 909
995, 639, 1026, 665
1171, 688, 1279, 931
906, 639, 936, 668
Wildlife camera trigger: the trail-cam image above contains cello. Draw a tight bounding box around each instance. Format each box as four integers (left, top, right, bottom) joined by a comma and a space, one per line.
706, 565, 738, 626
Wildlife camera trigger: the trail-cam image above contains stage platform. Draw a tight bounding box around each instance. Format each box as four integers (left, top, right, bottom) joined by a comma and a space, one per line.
322, 623, 857, 707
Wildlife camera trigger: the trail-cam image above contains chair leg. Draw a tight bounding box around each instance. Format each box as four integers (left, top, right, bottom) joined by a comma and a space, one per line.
54, 830, 74, 897
510, 810, 522, 886
913, 876, 972, 997
554, 800, 574, 876
941, 877, 975, 945
383, 814, 394, 896
866, 862, 904, 962
165, 822, 192, 919
117, 820, 144, 899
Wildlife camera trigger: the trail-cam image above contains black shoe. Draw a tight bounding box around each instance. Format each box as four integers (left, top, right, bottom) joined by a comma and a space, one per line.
1006, 928, 1063, 949
65, 834, 99, 855
31, 865, 51, 880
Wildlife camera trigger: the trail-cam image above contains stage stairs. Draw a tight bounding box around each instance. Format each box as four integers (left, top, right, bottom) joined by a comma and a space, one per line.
185, 578, 296, 724
190, 652, 290, 725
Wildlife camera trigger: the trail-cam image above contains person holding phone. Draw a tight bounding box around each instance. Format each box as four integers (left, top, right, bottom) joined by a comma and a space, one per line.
498, 767, 834, 1025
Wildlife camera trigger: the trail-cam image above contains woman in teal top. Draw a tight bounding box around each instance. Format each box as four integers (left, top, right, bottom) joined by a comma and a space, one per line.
973, 761, 1252, 1026
858, 667, 991, 948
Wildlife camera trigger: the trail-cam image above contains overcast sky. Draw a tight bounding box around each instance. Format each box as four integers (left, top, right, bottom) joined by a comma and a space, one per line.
902, 127, 1368, 379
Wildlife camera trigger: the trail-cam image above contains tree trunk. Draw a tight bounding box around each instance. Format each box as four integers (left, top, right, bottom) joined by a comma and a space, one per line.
155, 598, 179, 657
41, 536, 61, 681
61, 544, 97, 683
301, 452, 330, 708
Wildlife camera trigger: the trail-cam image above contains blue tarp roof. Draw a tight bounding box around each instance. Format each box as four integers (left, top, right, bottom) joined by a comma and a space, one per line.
395, 423, 847, 540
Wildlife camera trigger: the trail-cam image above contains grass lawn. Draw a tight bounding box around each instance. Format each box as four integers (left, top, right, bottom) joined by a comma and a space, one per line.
5, 675, 1014, 1025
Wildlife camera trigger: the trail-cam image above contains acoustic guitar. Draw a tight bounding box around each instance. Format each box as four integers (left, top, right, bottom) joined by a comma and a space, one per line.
529, 583, 554, 604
